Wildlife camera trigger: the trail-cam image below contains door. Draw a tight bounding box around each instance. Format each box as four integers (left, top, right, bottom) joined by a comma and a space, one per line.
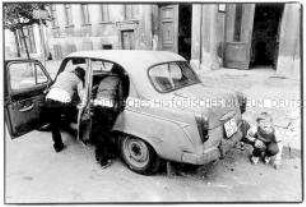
121, 30, 135, 50
77, 58, 93, 141
5, 60, 52, 138
158, 4, 179, 52
224, 4, 255, 69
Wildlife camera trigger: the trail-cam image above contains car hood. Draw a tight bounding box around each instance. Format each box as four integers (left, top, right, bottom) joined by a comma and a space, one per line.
171, 83, 241, 129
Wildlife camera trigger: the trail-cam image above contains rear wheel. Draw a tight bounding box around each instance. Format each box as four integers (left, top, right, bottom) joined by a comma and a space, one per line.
120, 134, 160, 175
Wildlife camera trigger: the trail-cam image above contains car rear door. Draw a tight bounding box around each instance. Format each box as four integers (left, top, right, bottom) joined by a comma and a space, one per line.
4, 60, 53, 138
77, 58, 92, 141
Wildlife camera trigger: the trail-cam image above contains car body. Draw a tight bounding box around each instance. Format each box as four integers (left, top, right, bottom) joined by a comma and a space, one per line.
4, 50, 247, 174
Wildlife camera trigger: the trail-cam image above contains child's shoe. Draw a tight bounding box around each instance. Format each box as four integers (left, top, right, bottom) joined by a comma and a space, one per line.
264, 156, 271, 164
251, 156, 259, 165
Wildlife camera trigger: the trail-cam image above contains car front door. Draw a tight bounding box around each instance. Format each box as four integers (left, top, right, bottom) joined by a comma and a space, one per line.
4, 60, 52, 138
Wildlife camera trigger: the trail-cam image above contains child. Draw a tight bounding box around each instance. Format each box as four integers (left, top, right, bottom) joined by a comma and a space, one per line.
245, 112, 281, 169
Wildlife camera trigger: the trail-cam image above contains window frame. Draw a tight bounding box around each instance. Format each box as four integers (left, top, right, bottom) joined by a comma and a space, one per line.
64, 4, 74, 27
50, 4, 59, 28
27, 26, 36, 53
7, 61, 51, 95
100, 4, 110, 23
81, 4, 91, 26
123, 4, 139, 20
17, 26, 36, 54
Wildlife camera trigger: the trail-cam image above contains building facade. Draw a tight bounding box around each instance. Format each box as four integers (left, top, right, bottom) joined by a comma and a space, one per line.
4, 3, 301, 77
45, 4, 154, 59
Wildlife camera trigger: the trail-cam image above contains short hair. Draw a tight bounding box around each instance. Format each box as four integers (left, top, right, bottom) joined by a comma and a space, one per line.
256, 112, 273, 123
74, 67, 85, 83
111, 64, 122, 75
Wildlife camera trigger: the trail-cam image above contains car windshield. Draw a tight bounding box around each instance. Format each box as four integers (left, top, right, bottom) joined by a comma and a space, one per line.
148, 61, 201, 92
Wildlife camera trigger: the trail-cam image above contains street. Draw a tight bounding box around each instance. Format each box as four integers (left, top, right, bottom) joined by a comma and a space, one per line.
5, 65, 302, 203
3, 2, 302, 204
5, 129, 301, 203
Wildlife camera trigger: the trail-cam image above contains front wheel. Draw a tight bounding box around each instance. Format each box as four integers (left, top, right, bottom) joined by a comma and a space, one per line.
120, 135, 160, 175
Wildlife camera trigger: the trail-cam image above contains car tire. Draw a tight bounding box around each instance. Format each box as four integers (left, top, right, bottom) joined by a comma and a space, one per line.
120, 134, 160, 175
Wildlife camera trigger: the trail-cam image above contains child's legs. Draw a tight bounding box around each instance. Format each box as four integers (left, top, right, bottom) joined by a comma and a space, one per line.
252, 145, 266, 157
265, 142, 279, 157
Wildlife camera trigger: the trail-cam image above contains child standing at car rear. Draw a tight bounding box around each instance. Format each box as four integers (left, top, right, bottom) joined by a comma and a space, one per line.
244, 112, 282, 169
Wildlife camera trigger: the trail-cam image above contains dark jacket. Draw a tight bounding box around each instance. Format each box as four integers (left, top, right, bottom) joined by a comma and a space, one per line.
96, 75, 124, 112
255, 127, 277, 143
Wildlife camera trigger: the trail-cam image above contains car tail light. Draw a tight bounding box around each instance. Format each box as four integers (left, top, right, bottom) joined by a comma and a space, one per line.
195, 113, 209, 143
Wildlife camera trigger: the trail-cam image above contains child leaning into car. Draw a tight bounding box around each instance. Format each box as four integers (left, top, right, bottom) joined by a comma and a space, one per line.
242, 112, 282, 169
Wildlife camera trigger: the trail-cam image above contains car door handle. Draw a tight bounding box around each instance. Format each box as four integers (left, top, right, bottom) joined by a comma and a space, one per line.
19, 104, 34, 112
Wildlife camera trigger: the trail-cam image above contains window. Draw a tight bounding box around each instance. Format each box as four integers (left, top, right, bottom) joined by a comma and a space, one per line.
63, 58, 87, 73
234, 4, 243, 41
9, 62, 48, 91
18, 26, 36, 53
218, 4, 226, 13
124, 4, 139, 20
64, 4, 73, 26
149, 62, 201, 93
26, 27, 36, 53
91, 60, 114, 72
50, 4, 59, 28
100, 5, 109, 22
81, 4, 90, 25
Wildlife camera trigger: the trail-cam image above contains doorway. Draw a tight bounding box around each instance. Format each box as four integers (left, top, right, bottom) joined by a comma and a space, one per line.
178, 4, 192, 60
250, 4, 284, 68
158, 4, 192, 60
121, 30, 135, 50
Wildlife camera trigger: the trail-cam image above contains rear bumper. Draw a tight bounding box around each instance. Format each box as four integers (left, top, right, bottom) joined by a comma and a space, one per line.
181, 147, 220, 165
181, 120, 247, 165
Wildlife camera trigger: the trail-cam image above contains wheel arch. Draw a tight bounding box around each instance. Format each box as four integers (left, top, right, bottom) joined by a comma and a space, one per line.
112, 110, 195, 163
113, 129, 162, 156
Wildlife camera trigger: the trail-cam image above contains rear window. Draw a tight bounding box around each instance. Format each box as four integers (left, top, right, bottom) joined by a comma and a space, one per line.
148, 61, 200, 93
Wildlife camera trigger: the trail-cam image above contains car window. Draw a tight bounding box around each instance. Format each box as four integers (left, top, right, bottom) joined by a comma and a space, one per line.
64, 59, 87, 72
91, 59, 114, 72
148, 64, 173, 92
9, 62, 49, 91
149, 62, 201, 92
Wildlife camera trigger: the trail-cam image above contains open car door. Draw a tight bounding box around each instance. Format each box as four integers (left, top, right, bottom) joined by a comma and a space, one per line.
77, 59, 93, 142
4, 59, 52, 138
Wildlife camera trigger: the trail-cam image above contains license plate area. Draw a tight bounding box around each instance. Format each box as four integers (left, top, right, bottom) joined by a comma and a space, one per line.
224, 118, 238, 138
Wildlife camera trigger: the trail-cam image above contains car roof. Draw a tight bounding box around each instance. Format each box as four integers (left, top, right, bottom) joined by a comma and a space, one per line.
66, 50, 185, 69
67, 50, 186, 97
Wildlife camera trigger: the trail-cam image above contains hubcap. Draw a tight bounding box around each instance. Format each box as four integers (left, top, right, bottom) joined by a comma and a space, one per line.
123, 137, 150, 168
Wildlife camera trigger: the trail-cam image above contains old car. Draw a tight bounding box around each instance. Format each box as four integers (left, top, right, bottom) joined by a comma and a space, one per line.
4, 50, 247, 175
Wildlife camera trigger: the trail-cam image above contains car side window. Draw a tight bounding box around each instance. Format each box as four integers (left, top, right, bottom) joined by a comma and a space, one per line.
9, 62, 49, 91
91, 59, 114, 72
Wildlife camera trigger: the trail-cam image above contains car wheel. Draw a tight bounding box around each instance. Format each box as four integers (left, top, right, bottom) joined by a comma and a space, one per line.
120, 135, 160, 175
